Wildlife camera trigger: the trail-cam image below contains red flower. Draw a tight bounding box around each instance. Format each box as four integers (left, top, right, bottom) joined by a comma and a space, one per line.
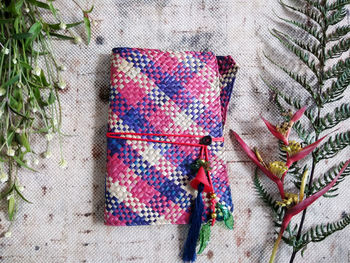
269, 160, 350, 263
262, 106, 307, 145
232, 131, 285, 199
285, 136, 327, 167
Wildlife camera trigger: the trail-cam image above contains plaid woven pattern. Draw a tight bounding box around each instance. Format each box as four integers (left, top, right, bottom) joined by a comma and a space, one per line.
105, 47, 237, 226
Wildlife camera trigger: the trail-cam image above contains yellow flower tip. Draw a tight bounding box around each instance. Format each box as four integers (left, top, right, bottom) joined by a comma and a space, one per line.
268, 161, 288, 178
254, 147, 267, 167
285, 140, 302, 155
299, 169, 309, 202
276, 121, 292, 136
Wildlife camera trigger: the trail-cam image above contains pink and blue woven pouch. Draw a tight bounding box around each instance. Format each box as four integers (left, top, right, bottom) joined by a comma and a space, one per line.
105, 47, 237, 226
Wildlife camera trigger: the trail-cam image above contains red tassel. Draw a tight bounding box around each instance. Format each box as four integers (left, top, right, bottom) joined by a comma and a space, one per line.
190, 166, 213, 193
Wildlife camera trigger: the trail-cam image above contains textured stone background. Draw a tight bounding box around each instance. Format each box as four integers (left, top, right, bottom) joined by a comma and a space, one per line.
0, 0, 349, 262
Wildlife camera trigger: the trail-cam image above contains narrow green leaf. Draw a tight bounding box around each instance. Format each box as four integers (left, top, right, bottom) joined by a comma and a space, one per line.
27, 0, 50, 9
49, 32, 75, 40
25, 22, 43, 48
224, 213, 234, 230
48, 90, 56, 105
2, 74, 19, 88
48, 1, 57, 17
83, 16, 91, 45
198, 222, 211, 254
12, 33, 33, 40
8, 196, 15, 221
7, 130, 15, 146
0, 19, 14, 24
45, 21, 84, 30
14, 186, 32, 203
12, 156, 38, 172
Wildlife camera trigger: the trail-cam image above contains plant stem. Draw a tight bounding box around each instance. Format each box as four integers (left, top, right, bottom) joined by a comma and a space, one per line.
289, 1, 327, 262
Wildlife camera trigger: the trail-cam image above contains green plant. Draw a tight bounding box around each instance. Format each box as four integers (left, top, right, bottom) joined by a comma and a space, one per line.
259, 0, 350, 262
0, 0, 92, 236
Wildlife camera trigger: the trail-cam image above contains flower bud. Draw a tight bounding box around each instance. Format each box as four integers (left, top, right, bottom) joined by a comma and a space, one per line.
59, 65, 67, 71
46, 133, 54, 141
7, 147, 15, 157
59, 159, 68, 169
24, 7, 30, 13
44, 151, 52, 159
12, 58, 17, 64
74, 36, 82, 44
0, 87, 6, 96
33, 66, 41, 76
59, 22, 67, 30
58, 80, 66, 90
0, 172, 8, 183
3, 48, 9, 55
33, 159, 39, 165
4, 231, 12, 238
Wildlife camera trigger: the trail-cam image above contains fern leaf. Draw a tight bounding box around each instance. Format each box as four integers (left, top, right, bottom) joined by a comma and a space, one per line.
315, 131, 350, 162
296, 214, 350, 251
326, 0, 350, 11
321, 68, 350, 103
253, 169, 285, 223
279, 0, 324, 27
324, 57, 350, 80
326, 37, 350, 59
310, 161, 350, 196
272, 29, 321, 61
264, 53, 318, 101
326, 7, 347, 26
316, 103, 350, 132
271, 29, 319, 76
275, 14, 323, 43
293, 121, 314, 144
327, 25, 350, 42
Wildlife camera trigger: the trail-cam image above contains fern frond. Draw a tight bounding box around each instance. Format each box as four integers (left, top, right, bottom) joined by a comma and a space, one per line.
327, 25, 350, 42
271, 29, 319, 76
310, 161, 350, 197
315, 131, 350, 162
326, 0, 350, 11
326, 37, 350, 59
264, 53, 318, 101
324, 57, 350, 80
325, 7, 347, 26
316, 103, 350, 132
275, 14, 323, 43
273, 29, 321, 61
293, 121, 314, 144
279, 0, 324, 27
295, 214, 350, 251
253, 169, 285, 223
321, 68, 350, 103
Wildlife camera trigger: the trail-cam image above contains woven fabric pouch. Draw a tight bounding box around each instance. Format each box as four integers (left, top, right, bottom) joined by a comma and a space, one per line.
105, 47, 237, 226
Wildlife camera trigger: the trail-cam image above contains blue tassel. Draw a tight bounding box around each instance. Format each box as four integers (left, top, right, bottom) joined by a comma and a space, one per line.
182, 183, 204, 262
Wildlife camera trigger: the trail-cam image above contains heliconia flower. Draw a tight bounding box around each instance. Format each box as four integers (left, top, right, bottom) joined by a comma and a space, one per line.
269, 160, 350, 263
285, 135, 327, 167
262, 106, 307, 145
232, 131, 285, 199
